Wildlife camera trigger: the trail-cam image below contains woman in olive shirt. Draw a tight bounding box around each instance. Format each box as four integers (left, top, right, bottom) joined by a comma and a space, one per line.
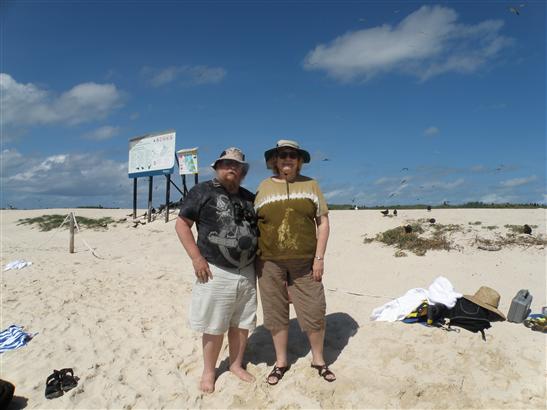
255, 139, 335, 385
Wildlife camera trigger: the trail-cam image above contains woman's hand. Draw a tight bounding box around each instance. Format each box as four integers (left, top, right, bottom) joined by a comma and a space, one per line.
192, 255, 213, 283
312, 259, 324, 282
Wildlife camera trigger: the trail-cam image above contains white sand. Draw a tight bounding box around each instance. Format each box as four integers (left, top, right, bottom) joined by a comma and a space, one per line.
1, 208, 545, 409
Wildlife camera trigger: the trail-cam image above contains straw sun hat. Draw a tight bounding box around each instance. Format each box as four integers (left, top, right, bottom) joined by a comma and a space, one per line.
463, 286, 506, 321
264, 139, 311, 169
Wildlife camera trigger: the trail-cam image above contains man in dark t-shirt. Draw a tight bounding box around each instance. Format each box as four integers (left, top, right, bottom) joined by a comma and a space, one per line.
175, 147, 258, 393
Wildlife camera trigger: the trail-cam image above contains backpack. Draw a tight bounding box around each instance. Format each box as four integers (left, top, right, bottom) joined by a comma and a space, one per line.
446, 298, 496, 341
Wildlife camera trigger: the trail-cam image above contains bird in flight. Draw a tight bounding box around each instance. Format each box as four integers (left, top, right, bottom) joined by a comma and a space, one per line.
401, 167, 408, 171
509, 6, 520, 15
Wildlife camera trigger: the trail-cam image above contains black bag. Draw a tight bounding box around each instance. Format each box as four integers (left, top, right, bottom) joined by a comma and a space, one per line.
446, 298, 496, 341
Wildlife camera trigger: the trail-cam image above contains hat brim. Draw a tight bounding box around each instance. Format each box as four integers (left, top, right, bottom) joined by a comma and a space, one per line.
211, 159, 249, 174
264, 147, 311, 164
463, 295, 506, 321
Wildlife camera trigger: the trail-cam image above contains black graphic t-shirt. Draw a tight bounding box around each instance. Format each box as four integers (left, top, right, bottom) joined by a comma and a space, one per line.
178, 179, 258, 269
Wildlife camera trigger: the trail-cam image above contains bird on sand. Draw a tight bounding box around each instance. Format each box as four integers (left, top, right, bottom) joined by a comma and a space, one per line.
523, 224, 532, 234
381, 209, 389, 216
429, 218, 436, 224
393, 209, 398, 216
404, 225, 413, 233
427, 205, 432, 211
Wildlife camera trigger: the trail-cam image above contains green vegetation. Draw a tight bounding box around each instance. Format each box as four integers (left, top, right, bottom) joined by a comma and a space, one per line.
328, 202, 545, 210
504, 224, 538, 234
468, 221, 482, 225
369, 223, 453, 256
474, 233, 546, 249
482, 225, 498, 230
17, 215, 116, 231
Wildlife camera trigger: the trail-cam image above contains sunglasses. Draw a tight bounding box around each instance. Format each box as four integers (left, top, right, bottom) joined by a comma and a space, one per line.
217, 159, 243, 168
277, 151, 299, 160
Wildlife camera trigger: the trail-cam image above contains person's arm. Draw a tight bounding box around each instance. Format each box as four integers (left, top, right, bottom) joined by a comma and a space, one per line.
175, 215, 213, 283
311, 213, 330, 281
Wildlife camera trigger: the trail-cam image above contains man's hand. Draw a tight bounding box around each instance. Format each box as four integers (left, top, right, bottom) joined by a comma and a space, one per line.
311, 259, 324, 282
192, 255, 213, 283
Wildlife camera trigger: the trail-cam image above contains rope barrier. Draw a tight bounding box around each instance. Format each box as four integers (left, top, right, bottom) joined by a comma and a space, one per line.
36, 213, 72, 250
326, 288, 395, 300
71, 212, 104, 259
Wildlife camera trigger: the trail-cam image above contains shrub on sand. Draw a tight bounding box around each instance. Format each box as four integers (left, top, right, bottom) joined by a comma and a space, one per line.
17, 215, 116, 231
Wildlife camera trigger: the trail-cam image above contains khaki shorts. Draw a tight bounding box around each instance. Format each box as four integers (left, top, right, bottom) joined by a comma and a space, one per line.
189, 263, 256, 335
257, 258, 326, 332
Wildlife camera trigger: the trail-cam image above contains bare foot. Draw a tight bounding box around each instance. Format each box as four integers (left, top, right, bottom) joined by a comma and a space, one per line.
229, 364, 255, 382
199, 371, 216, 393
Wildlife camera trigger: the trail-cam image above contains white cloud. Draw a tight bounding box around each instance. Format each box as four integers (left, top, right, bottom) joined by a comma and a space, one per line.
83, 125, 121, 141
480, 193, 515, 203
142, 65, 227, 87
0, 149, 26, 174
439, 178, 464, 189
470, 165, 486, 172
324, 188, 354, 200
303, 5, 513, 82
421, 178, 465, 190
374, 176, 399, 185
424, 126, 439, 136
0, 73, 124, 127
500, 175, 537, 188
1, 149, 129, 205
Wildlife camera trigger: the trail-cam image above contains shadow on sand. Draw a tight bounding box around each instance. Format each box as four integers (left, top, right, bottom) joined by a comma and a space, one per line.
217, 312, 358, 378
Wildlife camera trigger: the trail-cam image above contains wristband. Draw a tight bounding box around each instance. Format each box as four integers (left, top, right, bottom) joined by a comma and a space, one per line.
315, 256, 323, 260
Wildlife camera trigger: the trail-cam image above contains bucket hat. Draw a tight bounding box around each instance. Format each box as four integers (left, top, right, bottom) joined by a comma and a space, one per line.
463, 286, 506, 321
264, 139, 311, 169
211, 147, 249, 174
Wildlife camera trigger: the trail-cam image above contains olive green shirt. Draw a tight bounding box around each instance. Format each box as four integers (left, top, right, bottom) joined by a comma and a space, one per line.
254, 175, 328, 260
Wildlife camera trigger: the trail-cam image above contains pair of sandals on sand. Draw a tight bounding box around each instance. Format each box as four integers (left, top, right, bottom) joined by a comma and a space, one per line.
45, 368, 78, 399
267, 364, 336, 385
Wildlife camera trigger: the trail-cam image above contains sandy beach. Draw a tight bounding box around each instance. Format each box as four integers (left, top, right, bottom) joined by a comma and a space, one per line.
1, 208, 545, 409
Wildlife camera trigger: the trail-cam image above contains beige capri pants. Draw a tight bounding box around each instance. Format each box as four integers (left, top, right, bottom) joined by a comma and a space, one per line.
257, 258, 326, 332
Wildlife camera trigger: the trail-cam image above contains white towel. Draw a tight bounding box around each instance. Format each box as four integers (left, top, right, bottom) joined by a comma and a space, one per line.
4, 260, 32, 271
370, 276, 462, 322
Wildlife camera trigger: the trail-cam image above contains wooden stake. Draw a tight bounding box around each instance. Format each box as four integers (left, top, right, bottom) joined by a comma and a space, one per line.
69, 212, 75, 253
165, 174, 171, 223
133, 178, 137, 219
147, 176, 153, 223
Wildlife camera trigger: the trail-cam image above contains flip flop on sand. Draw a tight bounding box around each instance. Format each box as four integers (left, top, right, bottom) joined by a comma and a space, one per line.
311, 364, 336, 382
266, 365, 290, 385
59, 368, 78, 392
45, 370, 63, 399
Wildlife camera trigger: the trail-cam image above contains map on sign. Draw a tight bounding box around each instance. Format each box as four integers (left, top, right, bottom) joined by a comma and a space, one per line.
128, 131, 176, 177
177, 148, 199, 175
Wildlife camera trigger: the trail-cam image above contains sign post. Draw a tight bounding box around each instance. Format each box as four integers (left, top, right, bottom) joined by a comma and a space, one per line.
177, 147, 199, 198
128, 130, 176, 222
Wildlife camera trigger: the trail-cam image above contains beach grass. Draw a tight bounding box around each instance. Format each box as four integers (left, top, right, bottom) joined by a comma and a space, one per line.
17, 214, 116, 231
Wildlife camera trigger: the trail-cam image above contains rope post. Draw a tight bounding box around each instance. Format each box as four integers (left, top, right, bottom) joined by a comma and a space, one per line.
133, 178, 137, 219
165, 174, 171, 223
148, 176, 153, 223
69, 212, 75, 253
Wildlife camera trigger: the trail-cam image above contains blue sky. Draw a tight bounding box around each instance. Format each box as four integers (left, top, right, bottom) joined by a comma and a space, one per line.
1, 1, 545, 208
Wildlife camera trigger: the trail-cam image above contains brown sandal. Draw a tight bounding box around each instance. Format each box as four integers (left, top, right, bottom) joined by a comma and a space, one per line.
311, 364, 336, 382
267, 365, 290, 385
